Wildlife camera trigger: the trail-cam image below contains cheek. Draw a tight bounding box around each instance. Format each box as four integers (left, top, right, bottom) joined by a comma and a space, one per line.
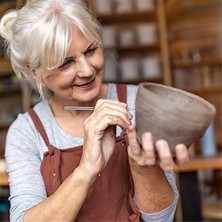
92, 54, 105, 70
43, 74, 73, 91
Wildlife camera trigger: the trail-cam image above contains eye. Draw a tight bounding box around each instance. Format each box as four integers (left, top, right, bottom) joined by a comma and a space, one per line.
58, 57, 75, 71
85, 47, 98, 57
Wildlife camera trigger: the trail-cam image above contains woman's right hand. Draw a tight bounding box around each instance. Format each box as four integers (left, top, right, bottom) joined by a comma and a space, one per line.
79, 99, 132, 179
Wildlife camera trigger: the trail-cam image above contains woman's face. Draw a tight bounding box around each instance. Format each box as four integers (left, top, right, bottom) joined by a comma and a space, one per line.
42, 29, 105, 105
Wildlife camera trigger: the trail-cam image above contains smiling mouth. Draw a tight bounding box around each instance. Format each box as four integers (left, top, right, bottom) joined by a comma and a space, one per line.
75, 78, 96, 88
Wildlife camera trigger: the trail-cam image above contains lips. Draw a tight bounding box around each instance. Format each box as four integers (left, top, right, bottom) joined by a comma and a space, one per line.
74, 78, 96, 89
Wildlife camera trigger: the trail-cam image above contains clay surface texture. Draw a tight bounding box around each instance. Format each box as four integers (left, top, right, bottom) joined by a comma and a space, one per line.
135, 82, 216, 154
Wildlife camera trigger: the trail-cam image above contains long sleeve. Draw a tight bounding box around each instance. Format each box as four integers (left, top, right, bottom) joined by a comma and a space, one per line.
5, 114, 47, 222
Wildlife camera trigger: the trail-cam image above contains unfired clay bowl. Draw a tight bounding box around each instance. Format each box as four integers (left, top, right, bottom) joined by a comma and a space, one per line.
135, 82, 216, 154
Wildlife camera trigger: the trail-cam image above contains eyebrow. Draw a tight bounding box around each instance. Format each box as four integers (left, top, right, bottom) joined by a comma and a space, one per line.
63, 42, 96, 62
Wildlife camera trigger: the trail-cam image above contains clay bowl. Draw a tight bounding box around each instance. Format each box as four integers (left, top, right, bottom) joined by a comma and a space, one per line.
135, 82, 216, 154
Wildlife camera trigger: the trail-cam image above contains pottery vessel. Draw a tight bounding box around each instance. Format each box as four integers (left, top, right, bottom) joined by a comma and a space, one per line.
135, 82, 216, 154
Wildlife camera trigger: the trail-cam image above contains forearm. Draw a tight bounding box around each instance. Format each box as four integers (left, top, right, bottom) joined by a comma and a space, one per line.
130, 161, 174, 213
24, 167, 95, 222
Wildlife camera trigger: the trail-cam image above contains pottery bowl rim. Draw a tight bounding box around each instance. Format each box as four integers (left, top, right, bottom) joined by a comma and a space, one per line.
138, 82, 216, 115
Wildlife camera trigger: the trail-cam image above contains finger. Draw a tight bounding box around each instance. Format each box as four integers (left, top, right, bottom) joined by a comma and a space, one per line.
96, 99, 127, 107
95, 99, 128, 114
90, 114, 130, 135
141, 132, 156, 165
175, 144, 190, 167
94, 101, 132, 124
86, 107, 131, 132
127, 125, 141, 156
156, 140, 174, 171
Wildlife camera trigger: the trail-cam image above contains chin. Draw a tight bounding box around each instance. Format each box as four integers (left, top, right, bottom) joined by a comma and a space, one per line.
74, 83, 103, 104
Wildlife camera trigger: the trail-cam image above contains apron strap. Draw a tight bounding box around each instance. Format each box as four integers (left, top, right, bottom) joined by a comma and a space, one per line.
116, 84, 128, 138
116, 84, 127, 103
116, 84, 138, 220
28, 109, 51, 147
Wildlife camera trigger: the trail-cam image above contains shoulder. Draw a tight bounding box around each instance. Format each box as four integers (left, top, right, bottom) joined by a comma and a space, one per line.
7, 100, 49, 134
126, 84, 138, 95
31, 100, 54, 128
108, 83, 138, 105
33, 100, 51, 116
7, 111, 35, 138
6, 111, 39, 158
125, 84, 138, 110
6, 100, 49, 155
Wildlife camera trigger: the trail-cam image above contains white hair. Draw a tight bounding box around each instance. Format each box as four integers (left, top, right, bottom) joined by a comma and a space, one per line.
0, 0, 102, 99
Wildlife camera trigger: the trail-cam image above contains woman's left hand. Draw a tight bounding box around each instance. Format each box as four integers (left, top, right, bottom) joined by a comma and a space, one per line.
127, 125, 190, 171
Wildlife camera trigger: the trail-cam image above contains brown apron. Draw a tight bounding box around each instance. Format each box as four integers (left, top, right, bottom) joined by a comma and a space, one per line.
28, 84, 141, 222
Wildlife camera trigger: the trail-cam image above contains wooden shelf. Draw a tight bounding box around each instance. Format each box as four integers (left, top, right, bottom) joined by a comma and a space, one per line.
97, 10, 157, 25
187, 86, 222, 95
0, 159, 8, 186
174, 154, 222, 172
172, 57, 222, 68
0, 1, 15, 16
0, 59, 13, 75
216, 130, 222, 147
0, 172, 8, 186
202, 202, 222, 220
0, 87, 21, 95
0, 122, 11, 129
108, 43, 160, 55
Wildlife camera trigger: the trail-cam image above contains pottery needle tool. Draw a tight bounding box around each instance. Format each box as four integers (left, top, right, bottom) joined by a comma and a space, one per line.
64, 106, 135, 111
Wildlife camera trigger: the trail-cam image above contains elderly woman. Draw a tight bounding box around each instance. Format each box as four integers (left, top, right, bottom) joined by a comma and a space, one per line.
0, 0, 189, 221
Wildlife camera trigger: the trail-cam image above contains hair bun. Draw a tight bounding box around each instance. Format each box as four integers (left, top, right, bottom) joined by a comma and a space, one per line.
0, 10, 18, 40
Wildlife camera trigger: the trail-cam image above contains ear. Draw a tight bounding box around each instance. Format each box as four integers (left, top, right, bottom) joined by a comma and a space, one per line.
27, 64, 46, 87
27, 64, 37, 78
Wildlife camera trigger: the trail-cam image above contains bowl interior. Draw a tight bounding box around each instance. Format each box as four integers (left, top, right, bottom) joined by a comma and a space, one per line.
142, 83, 216, 113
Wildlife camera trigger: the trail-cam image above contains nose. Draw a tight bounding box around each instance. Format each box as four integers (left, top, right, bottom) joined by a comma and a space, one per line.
76, 55, 94, 78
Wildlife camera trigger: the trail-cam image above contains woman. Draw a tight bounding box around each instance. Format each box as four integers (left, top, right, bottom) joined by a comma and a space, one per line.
0, 0, 189, 221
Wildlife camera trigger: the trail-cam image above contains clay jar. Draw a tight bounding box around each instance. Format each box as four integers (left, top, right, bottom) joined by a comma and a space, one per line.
135, 82, 216, 154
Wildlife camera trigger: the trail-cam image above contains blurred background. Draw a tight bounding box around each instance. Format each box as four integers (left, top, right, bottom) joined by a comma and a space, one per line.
0, 0, 221, 221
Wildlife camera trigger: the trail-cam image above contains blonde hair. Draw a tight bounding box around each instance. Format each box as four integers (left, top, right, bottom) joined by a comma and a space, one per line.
0, 0, 102, 99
